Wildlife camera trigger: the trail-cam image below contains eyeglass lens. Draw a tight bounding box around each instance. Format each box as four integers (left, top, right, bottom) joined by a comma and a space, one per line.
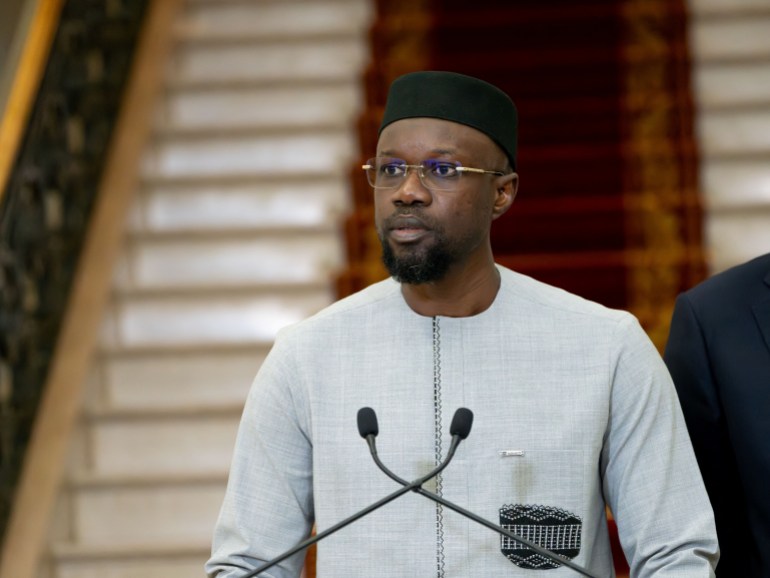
364, 157, 461, 191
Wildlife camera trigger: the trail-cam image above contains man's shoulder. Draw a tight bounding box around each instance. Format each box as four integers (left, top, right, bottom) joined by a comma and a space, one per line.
497, 265, 632, 324
685, 251, 770, 305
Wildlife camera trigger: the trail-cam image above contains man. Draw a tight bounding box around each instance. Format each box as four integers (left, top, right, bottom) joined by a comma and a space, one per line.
207, 71, 718, 577
665, 252, 770, 576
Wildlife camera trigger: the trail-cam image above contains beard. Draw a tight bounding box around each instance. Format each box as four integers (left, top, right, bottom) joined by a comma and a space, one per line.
379, 227, 455, 285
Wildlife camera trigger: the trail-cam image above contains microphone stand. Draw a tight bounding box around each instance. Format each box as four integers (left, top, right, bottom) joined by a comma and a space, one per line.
244, 430, 468, 577
364, 435, 600, 578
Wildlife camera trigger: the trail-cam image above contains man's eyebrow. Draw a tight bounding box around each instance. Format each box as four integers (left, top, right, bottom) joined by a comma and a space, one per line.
430, 148, 457, 156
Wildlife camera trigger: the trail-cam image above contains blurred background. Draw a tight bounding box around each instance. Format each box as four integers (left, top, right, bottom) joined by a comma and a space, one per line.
1, 0, 768, 576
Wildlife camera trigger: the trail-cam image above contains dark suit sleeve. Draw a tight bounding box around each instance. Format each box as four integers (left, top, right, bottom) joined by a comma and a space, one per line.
664, 294, 725, 455
664, 293, 752, 575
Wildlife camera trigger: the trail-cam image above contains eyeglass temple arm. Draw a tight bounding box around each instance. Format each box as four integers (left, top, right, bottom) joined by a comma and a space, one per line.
456, 167, 505, 176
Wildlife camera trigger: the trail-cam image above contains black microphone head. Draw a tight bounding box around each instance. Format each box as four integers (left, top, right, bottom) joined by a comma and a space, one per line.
357, 407, 379, 438
449, 408, 473, 439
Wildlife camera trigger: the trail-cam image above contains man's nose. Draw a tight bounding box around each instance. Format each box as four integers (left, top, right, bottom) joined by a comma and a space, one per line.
391, 166, 431, 204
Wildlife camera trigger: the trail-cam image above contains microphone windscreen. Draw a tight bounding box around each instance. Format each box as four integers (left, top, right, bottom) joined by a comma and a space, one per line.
449, 408, 473, 439
357, 407, 379, 438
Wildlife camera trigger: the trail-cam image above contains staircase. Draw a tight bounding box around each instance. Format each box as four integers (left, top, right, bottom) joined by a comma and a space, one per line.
688, 0, 770, 272
43, 1, 373, 576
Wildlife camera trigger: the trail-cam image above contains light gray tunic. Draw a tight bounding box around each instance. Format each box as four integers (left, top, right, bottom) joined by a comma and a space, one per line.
207, 266, 718, 577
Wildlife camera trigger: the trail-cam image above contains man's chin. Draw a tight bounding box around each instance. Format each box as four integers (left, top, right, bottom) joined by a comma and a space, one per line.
383, 254, 451, 285
380, 235, 455, 284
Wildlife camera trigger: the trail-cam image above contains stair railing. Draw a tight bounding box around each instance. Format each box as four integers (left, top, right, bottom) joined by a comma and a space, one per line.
0, 1, 182, 576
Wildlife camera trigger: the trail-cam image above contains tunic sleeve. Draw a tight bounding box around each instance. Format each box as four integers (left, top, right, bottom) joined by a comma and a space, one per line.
206, 335, 314, 578
601, 314, 718, 576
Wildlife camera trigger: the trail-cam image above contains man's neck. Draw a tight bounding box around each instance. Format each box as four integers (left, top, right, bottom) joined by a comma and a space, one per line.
400, 264, 501, 318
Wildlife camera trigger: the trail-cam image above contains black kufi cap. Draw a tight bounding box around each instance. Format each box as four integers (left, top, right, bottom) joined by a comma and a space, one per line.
379, 71, 518, 170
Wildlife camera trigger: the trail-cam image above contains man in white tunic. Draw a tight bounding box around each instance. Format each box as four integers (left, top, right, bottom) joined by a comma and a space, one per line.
207, 71, 718, 577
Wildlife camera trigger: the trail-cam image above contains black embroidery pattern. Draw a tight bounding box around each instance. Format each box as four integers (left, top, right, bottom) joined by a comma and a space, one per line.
499, 504, 582, 570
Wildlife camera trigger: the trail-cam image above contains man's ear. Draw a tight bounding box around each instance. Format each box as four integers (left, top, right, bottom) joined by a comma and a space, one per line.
492, 172, 518, 220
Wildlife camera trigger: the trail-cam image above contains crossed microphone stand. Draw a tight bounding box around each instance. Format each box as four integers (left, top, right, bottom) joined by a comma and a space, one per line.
245, 408, 600, 578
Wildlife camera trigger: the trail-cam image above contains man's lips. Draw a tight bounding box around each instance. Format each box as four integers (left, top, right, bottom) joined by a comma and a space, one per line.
387, 215, 430, 243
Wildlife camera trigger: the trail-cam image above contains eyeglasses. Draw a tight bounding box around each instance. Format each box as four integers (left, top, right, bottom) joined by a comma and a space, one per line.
362, 157, 505, 192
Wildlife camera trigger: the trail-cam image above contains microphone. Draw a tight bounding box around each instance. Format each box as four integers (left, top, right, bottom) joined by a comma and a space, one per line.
245, 408, 471, 577
449, 406, 474, 439
360, 407, 600, 578
358, 406, 473, 487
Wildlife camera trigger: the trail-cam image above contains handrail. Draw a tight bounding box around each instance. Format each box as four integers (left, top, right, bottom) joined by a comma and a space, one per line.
0, 1, 183, 577
0, 0, 64, 205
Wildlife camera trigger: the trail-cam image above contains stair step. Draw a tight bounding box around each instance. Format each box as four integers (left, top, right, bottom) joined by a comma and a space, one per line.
51, 542, 209, 578
706, 210, 770, 273
118, 228, 343, 290
701, 159, 770, 209
168, 36, 370, 85
139, 170, 346, 187
175, 28, 363, 48
69, 479, 225, 549
85, 410, 240, 477
135, 175, 348, 232
689, 0, 770, 18
155, 121, 352, 140
73, 471, 227, 488
99, 284, 333, 348
88, 398, 245, 419
699, 108, 770, 155
156, 82, 363, 133
166, 74, 367, 93
99, 348, 260, 412
140, 130, 357, 179
126, 223, 339, 238
177, 0, 372, 42
694, 60, 770, 109
113, 278, 334, 297
100, 339, 273, 356
700, 150, 770, 163
690, 17, 770, 62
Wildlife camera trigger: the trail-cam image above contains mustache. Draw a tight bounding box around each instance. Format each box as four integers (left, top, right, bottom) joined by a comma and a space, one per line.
382, 209, 435, 230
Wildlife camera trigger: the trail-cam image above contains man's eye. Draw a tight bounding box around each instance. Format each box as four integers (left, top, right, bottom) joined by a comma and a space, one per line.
430, 163, 459, 178
380, 164, 404, 177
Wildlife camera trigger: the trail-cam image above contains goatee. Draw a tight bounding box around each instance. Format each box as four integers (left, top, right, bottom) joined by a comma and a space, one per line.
380, 237, 454, 284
